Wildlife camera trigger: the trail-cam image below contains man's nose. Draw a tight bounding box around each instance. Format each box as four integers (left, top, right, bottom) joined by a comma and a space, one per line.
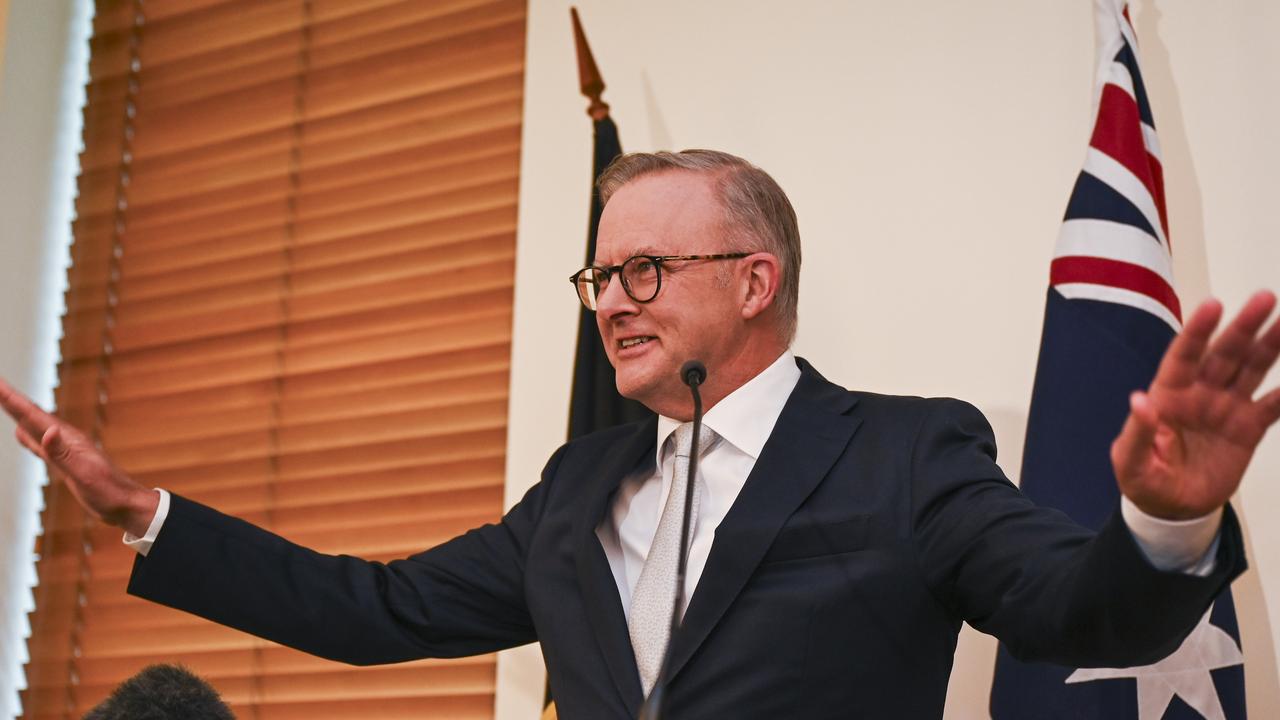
594, 275, 638, 319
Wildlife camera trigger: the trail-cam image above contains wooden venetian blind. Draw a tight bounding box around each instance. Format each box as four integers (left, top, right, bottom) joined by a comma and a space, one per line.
21, 0, 526, 718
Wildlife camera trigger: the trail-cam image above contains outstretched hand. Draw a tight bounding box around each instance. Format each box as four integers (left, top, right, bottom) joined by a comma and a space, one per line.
1113, 290, 1280, 520
0, 378, 156, 536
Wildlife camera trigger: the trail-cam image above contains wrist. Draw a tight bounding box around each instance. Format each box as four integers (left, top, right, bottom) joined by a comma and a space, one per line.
121, 488, 160, 538
1121, 496, 1223, 573
1119, 485, 1218, 521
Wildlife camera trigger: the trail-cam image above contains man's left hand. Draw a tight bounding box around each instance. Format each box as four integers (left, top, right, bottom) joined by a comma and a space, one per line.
1113, 290, 1280, 520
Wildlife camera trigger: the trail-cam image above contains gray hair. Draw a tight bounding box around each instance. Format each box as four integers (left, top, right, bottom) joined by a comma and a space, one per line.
597, 149, 801, 345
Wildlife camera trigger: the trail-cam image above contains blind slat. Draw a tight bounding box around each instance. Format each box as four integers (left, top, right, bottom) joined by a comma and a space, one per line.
28, 1, 525, 716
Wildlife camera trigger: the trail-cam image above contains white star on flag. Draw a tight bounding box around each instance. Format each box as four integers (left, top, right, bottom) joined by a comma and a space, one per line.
1065, 604, 1244, 720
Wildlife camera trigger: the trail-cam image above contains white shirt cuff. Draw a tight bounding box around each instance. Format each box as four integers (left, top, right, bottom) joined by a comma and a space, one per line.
122, 488, 170, 557
1120, 495, 1222, 577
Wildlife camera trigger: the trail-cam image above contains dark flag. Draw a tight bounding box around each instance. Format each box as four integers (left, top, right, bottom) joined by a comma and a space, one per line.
989, 1, 1246, 718
568, 115, 652, 439
567, 10, 651, 440
547, 11, 654, 715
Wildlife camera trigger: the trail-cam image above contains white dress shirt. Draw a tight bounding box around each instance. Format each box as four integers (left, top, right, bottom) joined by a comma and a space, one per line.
596, 350, 803, 619
126, 351, 1222, 593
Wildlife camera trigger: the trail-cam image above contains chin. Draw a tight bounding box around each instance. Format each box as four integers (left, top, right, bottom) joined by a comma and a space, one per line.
614, 369, 661, 406
613, 375, 645, 402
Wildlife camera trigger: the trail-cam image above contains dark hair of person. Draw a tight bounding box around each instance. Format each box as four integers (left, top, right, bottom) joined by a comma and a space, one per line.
82, 664, 235, 720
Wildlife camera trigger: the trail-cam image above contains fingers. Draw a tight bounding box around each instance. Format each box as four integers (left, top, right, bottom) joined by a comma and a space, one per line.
14, 426, 47, 461
1198, 290, 1278, 388
1231, 301, 1280, 396
0, 377, 56, 441
1112, 390, 1161, 484
1152, 299, 1223, 389
1260, 386, 1280, 429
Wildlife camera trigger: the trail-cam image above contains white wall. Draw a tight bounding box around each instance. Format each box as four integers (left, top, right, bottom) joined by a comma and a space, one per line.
2, 2, 1274, 718
0, 1, 87, 718
503, 1, 1280, 718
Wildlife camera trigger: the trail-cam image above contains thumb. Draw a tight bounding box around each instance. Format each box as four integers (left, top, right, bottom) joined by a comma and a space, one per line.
1112, 391, 1159, 484
1261, 386, 1280, 429
41, 425, 71, 465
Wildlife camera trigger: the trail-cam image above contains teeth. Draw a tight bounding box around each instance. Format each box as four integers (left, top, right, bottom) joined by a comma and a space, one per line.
620, 337, 651, 349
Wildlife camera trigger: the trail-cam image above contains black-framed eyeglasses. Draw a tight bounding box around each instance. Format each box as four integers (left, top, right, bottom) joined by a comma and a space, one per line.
569, 253, 751, 310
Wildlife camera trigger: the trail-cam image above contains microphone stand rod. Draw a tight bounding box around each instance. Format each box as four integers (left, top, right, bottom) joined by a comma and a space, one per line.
638, 361, 705, 720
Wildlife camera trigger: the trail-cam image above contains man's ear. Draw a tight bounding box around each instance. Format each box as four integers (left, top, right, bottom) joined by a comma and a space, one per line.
740, 253, 781, 321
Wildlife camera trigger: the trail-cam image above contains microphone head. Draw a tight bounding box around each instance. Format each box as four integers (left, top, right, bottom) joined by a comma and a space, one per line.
680, 360, 707, 387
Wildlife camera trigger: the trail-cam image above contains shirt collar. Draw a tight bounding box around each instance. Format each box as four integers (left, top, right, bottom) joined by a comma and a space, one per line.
655, 350, 801, 465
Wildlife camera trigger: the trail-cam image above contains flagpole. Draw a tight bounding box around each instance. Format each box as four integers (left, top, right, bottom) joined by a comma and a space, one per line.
571, 7, 610, 121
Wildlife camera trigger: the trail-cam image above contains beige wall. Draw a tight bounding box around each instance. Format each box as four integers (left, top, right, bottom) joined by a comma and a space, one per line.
502, 1, 1280, 718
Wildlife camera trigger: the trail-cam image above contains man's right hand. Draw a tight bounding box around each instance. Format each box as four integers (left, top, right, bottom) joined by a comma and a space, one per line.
0, 378, 158, 537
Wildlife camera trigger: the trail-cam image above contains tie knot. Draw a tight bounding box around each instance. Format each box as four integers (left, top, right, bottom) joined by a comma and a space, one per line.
672, 422, 716, 459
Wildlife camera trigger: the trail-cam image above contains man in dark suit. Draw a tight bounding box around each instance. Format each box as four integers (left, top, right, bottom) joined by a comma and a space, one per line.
4, 150, 1279, 718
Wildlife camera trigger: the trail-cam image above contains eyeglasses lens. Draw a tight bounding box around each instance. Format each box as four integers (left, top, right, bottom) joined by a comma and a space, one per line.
575, 270, 602, 311
622, 257, 659, 303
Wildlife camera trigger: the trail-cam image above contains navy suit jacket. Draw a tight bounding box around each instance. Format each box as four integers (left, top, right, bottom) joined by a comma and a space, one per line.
129, 359, 1245, 718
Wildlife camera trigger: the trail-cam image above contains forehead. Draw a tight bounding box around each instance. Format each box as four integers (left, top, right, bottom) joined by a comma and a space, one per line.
595, 171, 723, 263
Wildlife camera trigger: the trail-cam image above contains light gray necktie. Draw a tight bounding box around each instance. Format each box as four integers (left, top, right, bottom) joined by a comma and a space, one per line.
629, 422, 714, 694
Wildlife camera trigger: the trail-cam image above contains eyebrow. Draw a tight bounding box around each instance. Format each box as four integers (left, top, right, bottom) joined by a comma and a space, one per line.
594, 247, 658, 266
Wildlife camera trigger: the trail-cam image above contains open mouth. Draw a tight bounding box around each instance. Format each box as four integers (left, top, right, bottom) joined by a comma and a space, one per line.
619, 336, 654, 349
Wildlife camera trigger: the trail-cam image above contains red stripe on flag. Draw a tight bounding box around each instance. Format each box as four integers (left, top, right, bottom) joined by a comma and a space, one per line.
1090, 85, 1165, 237
1051, 255, 1182, 322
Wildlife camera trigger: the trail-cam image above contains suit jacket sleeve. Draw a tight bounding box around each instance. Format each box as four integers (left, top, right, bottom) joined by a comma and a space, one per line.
909, 398, 1246, 667
127, 445, 571, 665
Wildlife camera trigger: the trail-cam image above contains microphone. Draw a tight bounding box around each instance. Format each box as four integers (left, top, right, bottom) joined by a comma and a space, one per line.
638, 360, 707, 720
680, 360, 706, 387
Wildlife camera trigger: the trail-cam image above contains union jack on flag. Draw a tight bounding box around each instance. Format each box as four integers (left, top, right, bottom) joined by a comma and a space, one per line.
989, 1, 1246, 718
1048, 0, 1180, 331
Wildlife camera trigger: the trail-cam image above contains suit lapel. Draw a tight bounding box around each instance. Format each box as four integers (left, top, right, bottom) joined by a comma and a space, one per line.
665, 361, 862, 682
573, 416, 655, 717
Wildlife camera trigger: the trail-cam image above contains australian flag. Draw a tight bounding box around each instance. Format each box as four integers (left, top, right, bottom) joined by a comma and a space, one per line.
989, 1, 1246, 718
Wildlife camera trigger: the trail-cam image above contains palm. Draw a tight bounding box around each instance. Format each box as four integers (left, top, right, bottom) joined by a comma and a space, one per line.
1114, 291, 1280, 519
0, 378, 152, 533
43, 424, 131, 519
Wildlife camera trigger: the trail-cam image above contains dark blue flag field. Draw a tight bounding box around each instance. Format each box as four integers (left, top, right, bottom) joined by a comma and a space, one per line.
989, 1, 1246, 718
